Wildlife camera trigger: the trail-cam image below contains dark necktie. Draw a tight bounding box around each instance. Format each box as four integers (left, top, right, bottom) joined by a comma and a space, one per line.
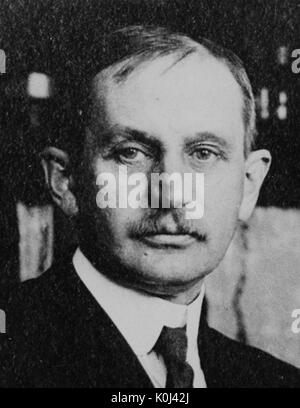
154, 325, 194, 388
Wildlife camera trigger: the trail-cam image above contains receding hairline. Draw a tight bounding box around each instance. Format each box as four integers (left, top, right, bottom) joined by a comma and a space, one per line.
88, 45, 244, 129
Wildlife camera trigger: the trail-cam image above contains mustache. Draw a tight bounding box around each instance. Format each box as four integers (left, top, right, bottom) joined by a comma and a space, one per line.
129, 214, 207, 242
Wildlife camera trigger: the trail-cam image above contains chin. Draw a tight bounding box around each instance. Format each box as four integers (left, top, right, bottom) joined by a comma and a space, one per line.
122, 252, 211, 289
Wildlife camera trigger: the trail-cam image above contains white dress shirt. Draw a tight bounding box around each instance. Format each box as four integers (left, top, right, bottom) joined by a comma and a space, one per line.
73, 248, 207, 388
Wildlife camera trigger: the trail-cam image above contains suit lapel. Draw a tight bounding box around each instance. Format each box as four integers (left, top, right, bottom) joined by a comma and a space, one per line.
198, 311, 249, 388
198, 319, 222, 387
62, 259, 154, 388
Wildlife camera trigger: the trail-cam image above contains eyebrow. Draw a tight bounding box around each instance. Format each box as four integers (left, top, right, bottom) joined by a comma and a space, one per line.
101, 126, 164, 153
100, 126, 232, 153
184, 132, 233, 151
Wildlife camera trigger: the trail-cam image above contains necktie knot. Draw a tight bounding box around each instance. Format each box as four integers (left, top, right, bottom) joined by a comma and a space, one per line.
155, 326, 194, 388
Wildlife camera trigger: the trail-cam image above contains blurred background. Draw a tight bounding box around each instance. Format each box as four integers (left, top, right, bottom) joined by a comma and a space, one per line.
0, 0, 299, 366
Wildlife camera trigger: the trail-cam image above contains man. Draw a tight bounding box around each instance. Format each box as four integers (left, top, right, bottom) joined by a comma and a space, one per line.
4, 26, 300, 387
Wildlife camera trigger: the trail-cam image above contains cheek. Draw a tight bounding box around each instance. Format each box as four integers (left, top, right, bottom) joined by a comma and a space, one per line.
94, 207, 142, 241
204, 168, 244, 222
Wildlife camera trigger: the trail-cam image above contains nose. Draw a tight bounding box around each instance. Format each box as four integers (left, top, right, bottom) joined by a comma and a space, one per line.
149, 152, 190, 210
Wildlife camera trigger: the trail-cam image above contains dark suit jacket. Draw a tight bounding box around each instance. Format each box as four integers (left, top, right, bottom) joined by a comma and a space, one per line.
2, 255, 300, 388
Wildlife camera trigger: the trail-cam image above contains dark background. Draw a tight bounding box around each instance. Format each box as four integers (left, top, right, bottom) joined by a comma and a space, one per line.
0, 0, 299, 291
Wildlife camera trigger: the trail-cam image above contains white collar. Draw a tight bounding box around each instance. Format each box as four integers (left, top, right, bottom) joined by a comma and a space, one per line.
73, 247, 205, 356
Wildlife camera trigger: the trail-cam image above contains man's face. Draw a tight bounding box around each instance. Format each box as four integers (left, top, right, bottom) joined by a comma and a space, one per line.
78, 53, 246, 295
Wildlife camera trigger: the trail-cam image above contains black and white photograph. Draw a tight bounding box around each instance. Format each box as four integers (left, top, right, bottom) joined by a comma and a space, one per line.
0, 0, 300, 391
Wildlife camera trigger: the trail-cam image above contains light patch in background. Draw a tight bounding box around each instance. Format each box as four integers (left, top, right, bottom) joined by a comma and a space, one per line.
260, 88, 269, 120
205, 207, 300, 368
0, 49, 5, 73
17, 202, 53, 281
27, 72, 51, 98
277, 46, 288, 66
277, 91, 288, 120
0, 309, 5, 334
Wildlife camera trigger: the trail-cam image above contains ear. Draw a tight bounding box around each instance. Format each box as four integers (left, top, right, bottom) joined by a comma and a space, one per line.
239, 149, 271, 221
40, 147, 79, 216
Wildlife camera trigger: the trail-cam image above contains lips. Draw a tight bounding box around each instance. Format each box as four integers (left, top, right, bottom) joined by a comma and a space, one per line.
139, 233, 196, 249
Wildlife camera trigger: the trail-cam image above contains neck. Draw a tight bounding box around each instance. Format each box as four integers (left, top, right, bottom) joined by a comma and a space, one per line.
155, 281, 204, 305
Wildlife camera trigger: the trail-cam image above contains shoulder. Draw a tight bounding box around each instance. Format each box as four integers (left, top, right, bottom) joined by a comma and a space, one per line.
204, 326, 300, 387
6, 258, 81, 338
3, 260, 100, 387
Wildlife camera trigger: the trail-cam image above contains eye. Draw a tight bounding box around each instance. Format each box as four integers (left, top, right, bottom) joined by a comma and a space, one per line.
192, 148, 219, 162
115, 147, 148, 164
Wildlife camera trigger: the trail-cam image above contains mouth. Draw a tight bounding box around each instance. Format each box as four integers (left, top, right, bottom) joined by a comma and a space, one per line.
139, 233, 197, 249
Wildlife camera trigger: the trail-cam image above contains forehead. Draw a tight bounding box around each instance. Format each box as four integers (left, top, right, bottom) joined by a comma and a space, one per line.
91, 53, 244, 148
